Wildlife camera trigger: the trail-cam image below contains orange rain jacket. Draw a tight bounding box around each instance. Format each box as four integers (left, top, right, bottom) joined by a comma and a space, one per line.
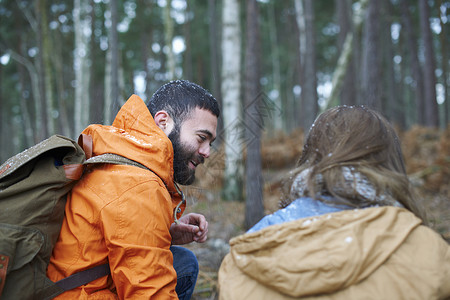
47, 95, 185, 299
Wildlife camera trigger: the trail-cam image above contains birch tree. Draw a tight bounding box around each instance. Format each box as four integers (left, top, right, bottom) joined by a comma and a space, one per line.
221, 0, 243, 201
74, 0, 91, 135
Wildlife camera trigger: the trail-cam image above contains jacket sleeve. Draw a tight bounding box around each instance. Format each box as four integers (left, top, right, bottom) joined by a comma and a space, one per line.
101, 177, 178, 299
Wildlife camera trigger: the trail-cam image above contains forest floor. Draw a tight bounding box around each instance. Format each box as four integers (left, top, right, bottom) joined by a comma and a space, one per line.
182, 125, 450, 300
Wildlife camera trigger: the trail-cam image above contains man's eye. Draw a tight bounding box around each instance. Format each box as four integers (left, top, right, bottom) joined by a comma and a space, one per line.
198, 135, 206, 141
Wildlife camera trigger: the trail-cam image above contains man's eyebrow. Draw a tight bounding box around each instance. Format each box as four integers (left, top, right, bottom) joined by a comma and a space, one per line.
197, 129, 216, 142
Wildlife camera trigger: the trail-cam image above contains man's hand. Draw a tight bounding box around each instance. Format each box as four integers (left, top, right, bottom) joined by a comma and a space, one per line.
170, 213, 209, 245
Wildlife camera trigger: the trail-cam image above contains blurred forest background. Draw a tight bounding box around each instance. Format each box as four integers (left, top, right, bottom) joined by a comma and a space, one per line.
0, 0, 449, 298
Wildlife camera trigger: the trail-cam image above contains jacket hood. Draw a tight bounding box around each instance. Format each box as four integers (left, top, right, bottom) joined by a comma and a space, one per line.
227, 206, 422, 298
81, 94, 176, 191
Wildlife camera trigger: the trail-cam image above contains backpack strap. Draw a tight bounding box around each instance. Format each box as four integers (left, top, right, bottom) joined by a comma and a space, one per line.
85, 153, 151, 171
55, 263, 111, 292
63, 136, 154, 180
40, 264, 111, 300
78, 133, 94, 159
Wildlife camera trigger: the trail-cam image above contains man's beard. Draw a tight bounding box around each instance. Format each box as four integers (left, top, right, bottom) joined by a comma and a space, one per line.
168, 128, 203, 185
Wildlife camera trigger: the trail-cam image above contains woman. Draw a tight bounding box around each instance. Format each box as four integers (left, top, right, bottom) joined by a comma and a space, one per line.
218, 106, 450, 300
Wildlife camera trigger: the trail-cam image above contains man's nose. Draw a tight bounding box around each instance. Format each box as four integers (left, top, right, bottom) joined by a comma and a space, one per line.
199, 144, 210, 158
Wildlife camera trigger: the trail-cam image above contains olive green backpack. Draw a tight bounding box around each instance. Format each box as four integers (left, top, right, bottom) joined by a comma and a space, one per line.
0, 134, 148, 300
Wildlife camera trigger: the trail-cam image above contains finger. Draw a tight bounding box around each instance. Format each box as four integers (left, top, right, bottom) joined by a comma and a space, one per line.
195, 233, 208, 243
182, 223, 199, 233
195, 229, 208, 242
174, 223, 199, 234
196, 226, 208, 236
196, 216, 207, 231
191, 225, 200, 233
200, 220, 208, 231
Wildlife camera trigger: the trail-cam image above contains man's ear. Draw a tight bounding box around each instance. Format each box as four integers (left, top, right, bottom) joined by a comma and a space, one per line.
154, 110, 174, 136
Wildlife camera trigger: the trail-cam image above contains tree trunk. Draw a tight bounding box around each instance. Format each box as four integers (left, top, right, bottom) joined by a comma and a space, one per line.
183, 1, 193, 82
110, 0, 120, 119
361, 0, 382, 111
89, 1, 103, 125
400, 0, 426, 125
74, 0, 91, 135
326, 0, 368, 109
0, 65, 11, 161
301, 0, 318, 129
164, 0, 175, 80
53, 27, 72, 138
381, 0, 404, 127
209, 0, 221, 107
267, 1, 283, 132
291, 3, 302, 129
294, 0, 306, 127
141, 24, 153, 100
4, 46, 42, 143
397, 37, 413, 127
336, 0, 357, 106
39, 0, 56, 135
35, 0, 48, 141
0, 64, 4, 162
221, 0, 243, 202
140, 26, 150, 100
244, 0, 264, 229
419, 0, 439, 127
104, 49, 113, 125
17, 55, 34, 146
437, 0, 448, 125
14, 10, 34, 146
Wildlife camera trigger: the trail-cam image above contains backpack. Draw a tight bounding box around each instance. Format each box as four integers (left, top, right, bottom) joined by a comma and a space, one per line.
0, 134, 150, 300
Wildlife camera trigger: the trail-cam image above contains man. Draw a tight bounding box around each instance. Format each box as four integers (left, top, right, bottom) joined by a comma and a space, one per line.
47, 80, 220, 299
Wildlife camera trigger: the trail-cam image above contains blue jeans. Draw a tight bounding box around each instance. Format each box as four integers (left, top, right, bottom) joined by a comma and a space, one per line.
171, 246, 199, 300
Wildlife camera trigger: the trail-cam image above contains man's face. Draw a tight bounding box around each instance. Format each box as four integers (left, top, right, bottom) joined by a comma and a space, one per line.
169, 108, 218, 185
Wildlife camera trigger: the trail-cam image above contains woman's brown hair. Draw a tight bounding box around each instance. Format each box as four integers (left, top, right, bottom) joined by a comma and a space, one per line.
282, 106, 427, 223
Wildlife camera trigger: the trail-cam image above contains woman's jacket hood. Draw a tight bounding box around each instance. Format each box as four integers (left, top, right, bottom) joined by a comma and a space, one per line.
219, 206, 450, 299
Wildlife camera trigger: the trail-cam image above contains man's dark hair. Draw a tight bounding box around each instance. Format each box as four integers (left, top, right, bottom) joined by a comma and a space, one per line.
146, 80, 220, 125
